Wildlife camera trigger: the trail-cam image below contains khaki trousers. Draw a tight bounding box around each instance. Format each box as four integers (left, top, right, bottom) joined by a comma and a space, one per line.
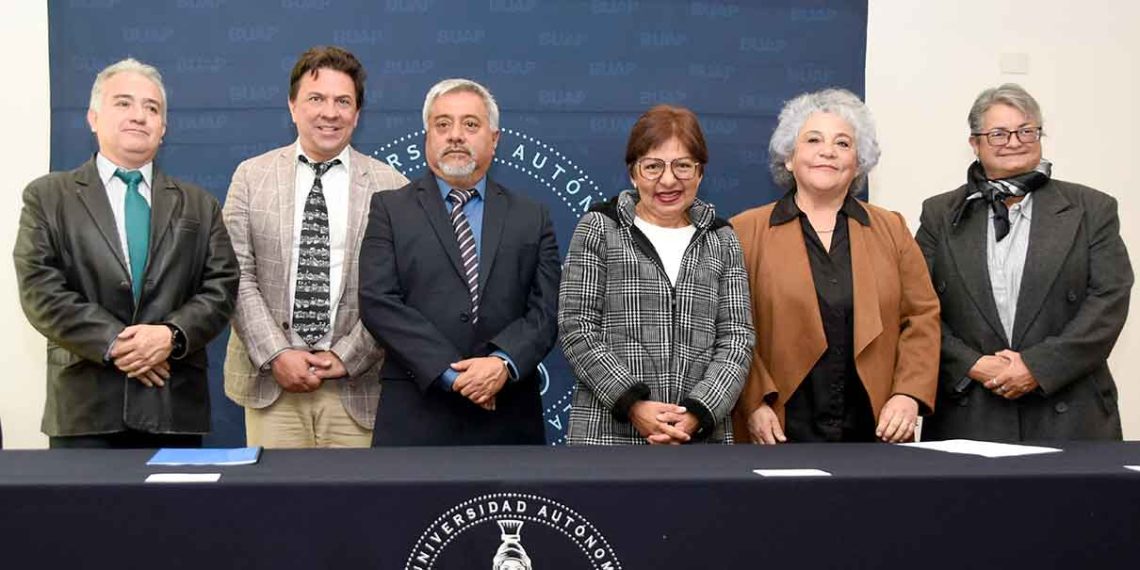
245, 380, 371, 448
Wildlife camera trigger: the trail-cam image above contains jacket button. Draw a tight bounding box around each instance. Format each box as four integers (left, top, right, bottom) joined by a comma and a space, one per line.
406, 370, 414, 378
119, 280, 131, 290
957, 398, 969, 407
282, 322, 290, 330
1066, 291, 1078, 302
937, 281, 947, 294
460, 313, 469, 323
1054, 402, 1069, 413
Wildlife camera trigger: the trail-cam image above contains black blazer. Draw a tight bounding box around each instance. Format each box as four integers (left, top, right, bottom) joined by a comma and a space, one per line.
359, 175, 561, 446
917, 179, 1132, 441
13, 158, 238, 436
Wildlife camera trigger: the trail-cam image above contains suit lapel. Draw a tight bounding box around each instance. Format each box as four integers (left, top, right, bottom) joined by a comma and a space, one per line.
767, 220, 826, 400
147, 168, 177, 258
946, 195, 1008, 344
478, 180, 506, 293
339, 148, 371, 302
73, 159, 130, 277
276, 148, 297, 274
1011, 183, 1078, 347
849, 219, 884, 357
416, 177, 467, 282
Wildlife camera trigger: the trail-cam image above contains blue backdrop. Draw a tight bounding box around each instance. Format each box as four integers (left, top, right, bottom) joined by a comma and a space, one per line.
48, 0, 867, 445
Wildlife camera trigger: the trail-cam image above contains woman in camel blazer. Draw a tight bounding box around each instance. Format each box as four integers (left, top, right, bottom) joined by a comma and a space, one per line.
730, 89, 940, 444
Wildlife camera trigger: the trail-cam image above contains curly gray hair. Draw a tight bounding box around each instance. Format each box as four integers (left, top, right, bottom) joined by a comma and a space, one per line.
768, 88, 880, 193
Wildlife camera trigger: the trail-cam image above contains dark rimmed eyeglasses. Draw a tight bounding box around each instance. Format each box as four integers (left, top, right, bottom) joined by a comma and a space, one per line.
971, 126, 1043, 146
636, 157, 702, 181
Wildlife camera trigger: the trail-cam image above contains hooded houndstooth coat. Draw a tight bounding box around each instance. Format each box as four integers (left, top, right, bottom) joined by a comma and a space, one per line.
558, 191, 754, 445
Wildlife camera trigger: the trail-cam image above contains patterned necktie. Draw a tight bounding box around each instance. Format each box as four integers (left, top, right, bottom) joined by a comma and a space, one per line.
293, 156, 340, 346
447, 188, 480, 324
114, 168, 148, 300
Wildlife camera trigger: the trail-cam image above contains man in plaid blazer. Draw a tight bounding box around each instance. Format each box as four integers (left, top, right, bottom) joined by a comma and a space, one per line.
223, 46, 408, 447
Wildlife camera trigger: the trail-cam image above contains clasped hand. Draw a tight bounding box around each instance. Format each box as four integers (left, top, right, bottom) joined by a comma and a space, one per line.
971, 350, 1039, 400
110, 324, 173, 388
631, 401, 696, 445
451, 357, 508, 411
271, 349, 348, 393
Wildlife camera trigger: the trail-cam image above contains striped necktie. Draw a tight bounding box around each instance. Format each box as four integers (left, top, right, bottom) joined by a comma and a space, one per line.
447, 188, 480, 324
114, 168, 148, 301
293, 155, 340, 346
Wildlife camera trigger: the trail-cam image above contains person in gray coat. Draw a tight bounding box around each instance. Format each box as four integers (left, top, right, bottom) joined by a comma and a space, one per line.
14, 58, 238, 448
558, 105, 754, 445
917, 84, 1132, 441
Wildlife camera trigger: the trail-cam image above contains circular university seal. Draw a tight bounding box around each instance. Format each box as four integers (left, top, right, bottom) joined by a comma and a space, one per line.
405, 492, 622, 569
372, 127, 605, 215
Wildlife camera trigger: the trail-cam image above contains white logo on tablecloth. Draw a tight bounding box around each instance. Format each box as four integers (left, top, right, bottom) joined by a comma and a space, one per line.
405, 492, 621, 569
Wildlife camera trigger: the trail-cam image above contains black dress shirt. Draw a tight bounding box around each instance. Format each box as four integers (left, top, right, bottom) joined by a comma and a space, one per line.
770, 191, 875, 442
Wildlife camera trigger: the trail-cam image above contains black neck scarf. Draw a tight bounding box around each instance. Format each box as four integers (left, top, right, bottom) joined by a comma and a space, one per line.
953, 159, 1051, 241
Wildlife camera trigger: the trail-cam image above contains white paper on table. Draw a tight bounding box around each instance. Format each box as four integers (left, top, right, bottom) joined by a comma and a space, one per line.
144, 473, 222, 483
901, 439, 1061, 458
752, 468, 831, 477
1125, 466, 1140, 473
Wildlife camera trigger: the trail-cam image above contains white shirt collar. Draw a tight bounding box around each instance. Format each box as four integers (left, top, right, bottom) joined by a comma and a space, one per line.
95, 153, 154, 188
293, 142, 352, 172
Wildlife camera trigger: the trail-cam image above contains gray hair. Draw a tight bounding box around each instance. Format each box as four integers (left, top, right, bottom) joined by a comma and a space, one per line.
88, 58, 168, 121
967, 83, 1043, 133
422, 78, 500, 132
768, 88, 880, 193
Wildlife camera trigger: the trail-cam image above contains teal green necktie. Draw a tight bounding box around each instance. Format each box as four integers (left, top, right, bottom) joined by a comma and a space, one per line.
114, 168, 149, 300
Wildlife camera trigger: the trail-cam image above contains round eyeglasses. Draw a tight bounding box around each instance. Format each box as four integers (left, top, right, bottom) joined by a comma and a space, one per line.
636, 157, 702, 181
971, 126, 1043, 146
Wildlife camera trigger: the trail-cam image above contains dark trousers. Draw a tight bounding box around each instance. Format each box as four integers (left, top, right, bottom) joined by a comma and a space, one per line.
49, 430, 202, 449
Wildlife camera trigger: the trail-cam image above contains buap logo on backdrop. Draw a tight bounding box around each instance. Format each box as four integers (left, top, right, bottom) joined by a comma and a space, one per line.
406, 492, 621, 569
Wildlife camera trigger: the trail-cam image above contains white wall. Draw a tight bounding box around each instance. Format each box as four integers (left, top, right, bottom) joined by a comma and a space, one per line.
867, 0, 1140, 438
1, 1, 1137, 447
0, 2, 50, 449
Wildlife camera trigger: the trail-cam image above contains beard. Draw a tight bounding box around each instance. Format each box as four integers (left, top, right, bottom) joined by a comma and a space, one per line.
438, 146, 478, 179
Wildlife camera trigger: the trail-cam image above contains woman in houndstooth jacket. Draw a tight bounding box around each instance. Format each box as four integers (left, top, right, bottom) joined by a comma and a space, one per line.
558, 105, 755, 445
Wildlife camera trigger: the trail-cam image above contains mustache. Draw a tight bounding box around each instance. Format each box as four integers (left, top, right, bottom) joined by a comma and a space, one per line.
439, 145, 474, 159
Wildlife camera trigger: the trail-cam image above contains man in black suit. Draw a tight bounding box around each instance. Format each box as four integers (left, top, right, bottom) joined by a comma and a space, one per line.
360, 78, 560, 446
13, 58, 238, 448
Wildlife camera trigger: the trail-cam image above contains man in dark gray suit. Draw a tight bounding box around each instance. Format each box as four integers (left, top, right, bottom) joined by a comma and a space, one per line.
13, 58, 238, 448
359, 78, 560, 446
917, 83, 1132, 441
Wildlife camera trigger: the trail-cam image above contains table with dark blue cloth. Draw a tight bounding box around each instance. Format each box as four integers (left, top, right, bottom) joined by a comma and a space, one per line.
1, 442, 1138, 569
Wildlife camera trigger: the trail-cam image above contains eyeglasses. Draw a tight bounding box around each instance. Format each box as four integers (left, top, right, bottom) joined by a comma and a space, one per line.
971, 126, 1043, 146
636, 157, 702, 180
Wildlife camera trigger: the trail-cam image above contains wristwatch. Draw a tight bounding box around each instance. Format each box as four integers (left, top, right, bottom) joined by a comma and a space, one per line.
164, 323, 187, 357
